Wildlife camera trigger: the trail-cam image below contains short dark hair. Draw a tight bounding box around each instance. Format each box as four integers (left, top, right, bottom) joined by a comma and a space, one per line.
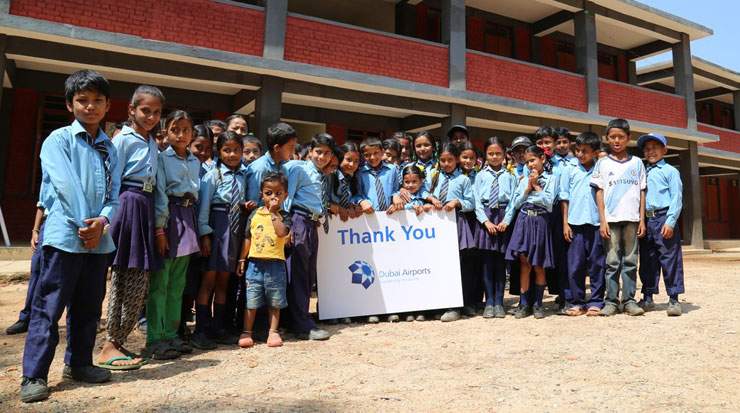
242, 135, 262, 151
193, 124, 213, 143
382, 138, 401, 154
439, 142, 461, 158
360, 137, 383, 152
575, 131, 601, 151
311, 132, 336, 150
130, 85, 165, 107
261, 171, 288, 191
206, 119, 227, 131
534, 126, 555, 141
554, 127, 572, 141
606, 118, 630, 136
64, 70, 111, 104
266, 122, 297, 150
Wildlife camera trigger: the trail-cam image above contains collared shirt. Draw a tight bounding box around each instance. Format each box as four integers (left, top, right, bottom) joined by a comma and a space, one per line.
503, 170, 558, 225
154, 147, 202, 228
425, 168, 474, 212
590, 155, 646, 223
391, 188, 430, 209
200, 160, 215, 178
282, 160, 325, 215
473, 166, 517, 224
40, 120, 120, 254
245, 152, 283, 204
559, 162, 600, 226
113, 125, 158, 186
550, 154, 577, 202
645, 159, 682, 228
197, 162, 248, 235
354, 162, 400, 210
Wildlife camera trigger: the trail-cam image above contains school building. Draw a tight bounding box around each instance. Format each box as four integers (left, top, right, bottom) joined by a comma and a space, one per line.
0, 0, 738, 246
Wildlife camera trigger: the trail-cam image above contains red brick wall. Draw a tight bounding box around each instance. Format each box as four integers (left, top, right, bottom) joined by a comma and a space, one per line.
10, 0, 264, 56
284, 16, 449, 87
599, 80, 687, 128
698, 123, 740, 154
466, 52, 587, 112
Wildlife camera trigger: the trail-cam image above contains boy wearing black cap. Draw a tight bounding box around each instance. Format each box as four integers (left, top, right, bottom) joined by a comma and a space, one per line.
509, 136, 532, 180
637, 133, 684, 316
447, 124, 469, 145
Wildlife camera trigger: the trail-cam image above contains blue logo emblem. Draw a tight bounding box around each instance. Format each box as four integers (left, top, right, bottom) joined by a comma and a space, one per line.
349, 260, 375, 289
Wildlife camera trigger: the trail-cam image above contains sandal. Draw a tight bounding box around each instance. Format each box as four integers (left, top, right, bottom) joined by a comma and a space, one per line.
238, 331, 254, 348
267, 330, 283, 348
586, 307, 602, 317
96, 355, 144, 371
566, 307, 586, 317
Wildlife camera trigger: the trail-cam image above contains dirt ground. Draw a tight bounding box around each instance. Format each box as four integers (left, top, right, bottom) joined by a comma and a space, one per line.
0, 252, 739, 412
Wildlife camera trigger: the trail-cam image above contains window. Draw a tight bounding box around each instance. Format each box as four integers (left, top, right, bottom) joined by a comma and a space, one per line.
483, 22, 513, 57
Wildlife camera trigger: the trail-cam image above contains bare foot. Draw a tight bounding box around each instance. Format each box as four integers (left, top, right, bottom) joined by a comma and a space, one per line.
267, 330, 283, 348
238, 332, 254, 348
97, 341, 144, 366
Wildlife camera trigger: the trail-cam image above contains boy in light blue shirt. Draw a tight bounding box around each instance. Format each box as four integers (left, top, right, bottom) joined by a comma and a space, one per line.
637, 133, 685, 316
355, 137, 400, 212
21, 70, 120, 403
560, 132, 605, 316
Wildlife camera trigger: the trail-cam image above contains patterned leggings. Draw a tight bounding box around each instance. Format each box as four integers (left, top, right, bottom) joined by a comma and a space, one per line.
106, 267, 150, 344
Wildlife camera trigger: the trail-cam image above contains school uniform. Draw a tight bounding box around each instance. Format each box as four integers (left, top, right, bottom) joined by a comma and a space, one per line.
473, 166, 516, 307
147, 147, 201, 345
107, 125, 160, 346
639, 160, 685, 298
329, 170, 356, 209
245, 152, 284, 204
549, 154, 577, 303
282, 160, 326, 334
354, 162, 399, 211
23, 120, 119, 380
427, 168, 476, 306
559, 161, 605, 309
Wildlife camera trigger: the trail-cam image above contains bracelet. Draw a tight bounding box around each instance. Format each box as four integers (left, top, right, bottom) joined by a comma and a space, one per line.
31, 229, 40, 234
238, 259, 246, 262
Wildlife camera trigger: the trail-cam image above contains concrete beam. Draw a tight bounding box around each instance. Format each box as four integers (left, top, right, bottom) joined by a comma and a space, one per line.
636, 67, 674, 85
694, 67, 740, 90
232, 89, 256, 114
255, 76, 284, 143
673, 33, 697, 129
442, 0, 466, 90
532, 10, 574, 37
3, 58, 15, 87
627, 61, 637, 85
586, 2, 682, 41
679, 141, 704, 248
626, 40, 673, 60
400, 115, 441, 132
282, 104, 401, 132
574, 10, 599, 114
263, 0, 288, 60
734, 90, 740, 132
695, 87, 733, 101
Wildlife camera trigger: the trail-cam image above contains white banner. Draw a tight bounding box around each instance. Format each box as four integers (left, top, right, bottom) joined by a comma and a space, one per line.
317, 210, 463, 319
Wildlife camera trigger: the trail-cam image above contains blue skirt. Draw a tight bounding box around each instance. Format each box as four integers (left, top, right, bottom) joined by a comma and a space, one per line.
505, 204, 554, 269
110, 186, 161, 272
165, 202, 200, 259
457, 211, 477, 250
205, 209, 242, 273
474, 205, 509, 253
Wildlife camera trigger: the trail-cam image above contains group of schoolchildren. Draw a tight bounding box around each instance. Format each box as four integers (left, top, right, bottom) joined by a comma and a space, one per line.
10, 69, 686, 403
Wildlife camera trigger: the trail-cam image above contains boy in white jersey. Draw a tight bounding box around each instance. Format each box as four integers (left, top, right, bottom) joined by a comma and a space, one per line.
590, 119, 646, 316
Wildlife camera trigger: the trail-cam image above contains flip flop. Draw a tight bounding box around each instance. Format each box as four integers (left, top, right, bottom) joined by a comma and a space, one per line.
96, 355, 145, 371
586, 307, 602, 317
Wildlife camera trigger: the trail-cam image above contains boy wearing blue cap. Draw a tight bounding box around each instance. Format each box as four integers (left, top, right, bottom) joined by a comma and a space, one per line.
637, 133, 684, 316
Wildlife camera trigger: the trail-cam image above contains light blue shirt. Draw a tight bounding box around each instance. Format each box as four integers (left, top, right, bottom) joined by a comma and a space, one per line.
40, 120, 120, 254
391, 188, 430, 209
282, 160, 325, 215
354, 162, 400, 211
503, 171, 558, 225
200, 160, 215, 178
197, 162, 248, 236
155, 147, 201, 228
559, 162, 600, 226
425, 168, 474, 212
37, 171, 55, 213
514, 163, 528, 180
645, 159, 683, 228
474, 166, 517, 224
245, 152, 283, 204
550, 154, 576, 202
113, 125, 158, 186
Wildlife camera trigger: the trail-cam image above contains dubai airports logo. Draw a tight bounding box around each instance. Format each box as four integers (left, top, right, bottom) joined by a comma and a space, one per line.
349, 260, 375, 289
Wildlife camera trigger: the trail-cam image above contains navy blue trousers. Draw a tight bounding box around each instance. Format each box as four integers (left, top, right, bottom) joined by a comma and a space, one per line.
23, 247, 108, 379
481, 252, 506, 306
19, 223, 45, 323
285, 213, 318, 333
639, 214, 685, 297
566, 224, 606, 308
549, 201, 569, 300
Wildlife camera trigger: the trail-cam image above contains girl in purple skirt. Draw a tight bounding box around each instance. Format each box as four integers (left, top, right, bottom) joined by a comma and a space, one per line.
499, 145, 558, 320
474, 137, 517, 319
193, 132, 247, 349
145, 110, 201, 359
426, 143, 474, 322
98, 85, 164, 370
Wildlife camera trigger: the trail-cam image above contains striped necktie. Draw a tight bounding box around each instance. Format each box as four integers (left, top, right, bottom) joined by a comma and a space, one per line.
339, 176, 351, 209
371, 168, 388, 211
490, 169, 500, 207
321, 175, 330, 233
228, 173, 243, 235
85, 134, 111, 201
438, 173, 449, 203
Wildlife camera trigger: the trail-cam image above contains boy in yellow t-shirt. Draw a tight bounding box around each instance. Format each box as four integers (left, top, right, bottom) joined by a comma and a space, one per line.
237, 172, 291, 348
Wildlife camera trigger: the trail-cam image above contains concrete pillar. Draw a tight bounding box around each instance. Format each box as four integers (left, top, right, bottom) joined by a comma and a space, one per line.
574, 10, 599, 114
627, 61, 637, 85
255, 76, 283, 145
263, 0, 288, 60
440, 104, 466, 143
733, 90, 740, 131
442, 0, 466, 90
673, 33, 697, 129
679, 141, 704, 248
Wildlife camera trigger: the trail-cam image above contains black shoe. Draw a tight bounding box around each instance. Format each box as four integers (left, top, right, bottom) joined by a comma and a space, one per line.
62, 365, 112, 383
533, 305, 546, 319
514, 305, 532, 319
493, 305, 506, 319
20, 377, 49, 403
169, 338, 193, 354
213, 330, 239, 345
189, 332, 217, 350
6, 319, 29, 335
462, 306, 477, 317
